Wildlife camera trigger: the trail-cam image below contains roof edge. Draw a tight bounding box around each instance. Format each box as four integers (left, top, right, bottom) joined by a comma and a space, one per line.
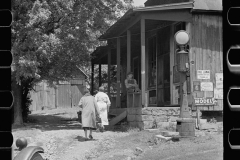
133, 2, 194, 12
76, 65, 89, 79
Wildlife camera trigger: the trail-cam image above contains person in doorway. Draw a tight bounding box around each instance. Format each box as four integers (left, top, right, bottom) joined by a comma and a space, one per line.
95, 86, 111, 132
125, 72, 140, 92
78, 88, 100, 141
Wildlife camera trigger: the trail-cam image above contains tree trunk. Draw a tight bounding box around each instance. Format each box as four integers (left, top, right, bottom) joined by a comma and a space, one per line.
12, 79, 23, 126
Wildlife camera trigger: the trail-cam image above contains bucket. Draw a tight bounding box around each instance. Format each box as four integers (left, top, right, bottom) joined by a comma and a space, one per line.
176, 118, 195, 137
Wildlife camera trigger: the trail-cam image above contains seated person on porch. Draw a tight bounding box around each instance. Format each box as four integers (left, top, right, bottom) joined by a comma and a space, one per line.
125, 72, 140, 92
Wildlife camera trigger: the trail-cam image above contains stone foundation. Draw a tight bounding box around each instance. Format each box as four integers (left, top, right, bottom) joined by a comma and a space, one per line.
127, 107, 192, 130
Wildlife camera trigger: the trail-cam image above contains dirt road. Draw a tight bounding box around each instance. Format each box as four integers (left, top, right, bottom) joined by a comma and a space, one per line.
12, 108, 223, 160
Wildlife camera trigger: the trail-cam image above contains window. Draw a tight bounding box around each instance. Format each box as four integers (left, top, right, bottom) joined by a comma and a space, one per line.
148, 36, 157, 88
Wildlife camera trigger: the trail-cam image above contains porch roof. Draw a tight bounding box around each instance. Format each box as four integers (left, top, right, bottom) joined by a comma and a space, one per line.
98, 0, 222, 40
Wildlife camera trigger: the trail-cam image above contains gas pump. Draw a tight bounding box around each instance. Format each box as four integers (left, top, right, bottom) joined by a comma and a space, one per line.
174, 30, 195, 137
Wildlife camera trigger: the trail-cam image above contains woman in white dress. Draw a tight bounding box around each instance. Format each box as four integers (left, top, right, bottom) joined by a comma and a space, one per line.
95, 86, 111, 131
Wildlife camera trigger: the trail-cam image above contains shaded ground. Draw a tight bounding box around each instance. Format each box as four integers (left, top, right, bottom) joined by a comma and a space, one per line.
12, 108, 223, 160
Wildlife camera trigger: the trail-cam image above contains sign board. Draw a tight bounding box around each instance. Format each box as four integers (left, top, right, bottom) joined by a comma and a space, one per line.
201, 82, 213, 91
214, 88, 223, 99
197, 70, 210, 79
194, 97, 217, 105
193, 81, 201, 91
215, 73, 223, 88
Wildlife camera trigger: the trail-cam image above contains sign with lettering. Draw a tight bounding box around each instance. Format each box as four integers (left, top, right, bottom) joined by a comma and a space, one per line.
197, 70, 210, 79
194, 97, 217, 105
201, 82, 213, 91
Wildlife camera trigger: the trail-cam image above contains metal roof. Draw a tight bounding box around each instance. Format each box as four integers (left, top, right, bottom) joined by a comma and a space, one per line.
193, 0, 222, 11
98, 0, 222, 40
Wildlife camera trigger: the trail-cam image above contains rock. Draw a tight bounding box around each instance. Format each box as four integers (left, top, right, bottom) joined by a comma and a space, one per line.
135, 147, 143, 156
155, 135, 172, 141
136, 147, 143, 152
200, 119, 207, 124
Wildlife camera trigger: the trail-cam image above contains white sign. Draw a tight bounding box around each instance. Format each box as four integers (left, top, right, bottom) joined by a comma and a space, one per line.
197, 70, 210, 79
194, 97, 217, 105
214, 88, 223, 99
215, 73, 223, 88
201, 82, 213, 91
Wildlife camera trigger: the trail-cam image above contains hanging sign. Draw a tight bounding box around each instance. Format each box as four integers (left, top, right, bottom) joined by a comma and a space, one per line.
214, 88, 223, 99
215, 73, 223, 88
194, 97, 217, 105
201, 82, 213, 91
197, 70, 210, 79
193, 81, 201, 91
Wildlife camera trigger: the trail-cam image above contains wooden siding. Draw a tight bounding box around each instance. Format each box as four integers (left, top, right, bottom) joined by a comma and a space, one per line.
190, 14, 223, 111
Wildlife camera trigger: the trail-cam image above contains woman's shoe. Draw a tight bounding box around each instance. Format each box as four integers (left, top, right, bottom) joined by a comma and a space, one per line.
89, 135, 93, 140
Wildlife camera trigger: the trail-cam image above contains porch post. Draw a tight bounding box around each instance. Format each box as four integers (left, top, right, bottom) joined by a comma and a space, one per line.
91, 63, 94, 95
141, 18, 146, 107
108, 47, 111, 97
127, 30, 131, 73
117, 38, 121, 108
99, 60, 102, 88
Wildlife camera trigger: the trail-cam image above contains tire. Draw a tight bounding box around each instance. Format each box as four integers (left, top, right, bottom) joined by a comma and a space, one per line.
30, 153, 44, 160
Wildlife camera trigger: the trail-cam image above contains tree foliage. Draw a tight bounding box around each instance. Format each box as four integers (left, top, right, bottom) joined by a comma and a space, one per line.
11, 0, 133, 84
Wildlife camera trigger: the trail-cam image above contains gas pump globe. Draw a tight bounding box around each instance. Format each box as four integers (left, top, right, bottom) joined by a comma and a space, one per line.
174, 30, 190, 72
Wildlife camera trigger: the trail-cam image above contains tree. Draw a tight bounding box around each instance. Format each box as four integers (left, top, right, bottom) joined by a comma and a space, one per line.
11, 0, 133, 125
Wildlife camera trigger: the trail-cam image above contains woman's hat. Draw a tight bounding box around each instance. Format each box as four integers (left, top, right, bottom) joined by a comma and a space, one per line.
99, 86, 105, 92
84, 88, 90, 94
127, 72, 133, 76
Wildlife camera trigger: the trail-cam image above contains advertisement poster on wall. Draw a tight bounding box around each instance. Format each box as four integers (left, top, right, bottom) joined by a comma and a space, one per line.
201, 82, 213, 91
193, 81, 201, 91
197, 70, 210, 79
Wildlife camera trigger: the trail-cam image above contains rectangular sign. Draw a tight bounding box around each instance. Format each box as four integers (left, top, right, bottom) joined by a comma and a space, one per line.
194, 97, 217, 105
215, 73, 223, 88
197, 70, 210, 79
214, 88, 223, 99
193, 81, 201, 91
201, 82, 213, 91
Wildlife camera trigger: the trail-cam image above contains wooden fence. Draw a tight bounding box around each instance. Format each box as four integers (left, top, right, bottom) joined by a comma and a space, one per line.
30, 81, 85, 111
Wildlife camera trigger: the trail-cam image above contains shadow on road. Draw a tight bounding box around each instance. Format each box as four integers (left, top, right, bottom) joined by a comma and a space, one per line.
74, 136, 97, 142
13, 113, 83, 131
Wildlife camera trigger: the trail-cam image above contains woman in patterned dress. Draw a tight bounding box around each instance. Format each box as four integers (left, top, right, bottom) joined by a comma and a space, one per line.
95, 86, 111, 131
78, 88, 100, 140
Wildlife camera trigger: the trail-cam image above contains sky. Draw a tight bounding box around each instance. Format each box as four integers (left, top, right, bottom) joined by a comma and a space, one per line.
133, 0, 146, 7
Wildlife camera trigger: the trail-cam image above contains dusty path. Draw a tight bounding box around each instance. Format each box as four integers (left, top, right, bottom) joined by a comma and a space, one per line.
12, 108, 223, 160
